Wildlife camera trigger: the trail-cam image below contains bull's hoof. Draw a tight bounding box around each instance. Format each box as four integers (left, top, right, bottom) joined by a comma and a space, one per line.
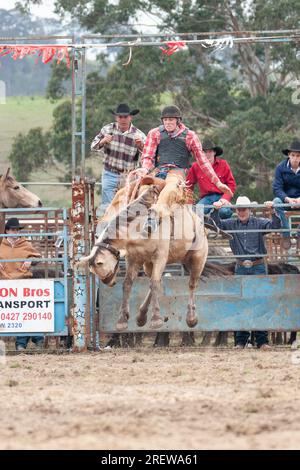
116, 320, 128, 331
149, 317, 164, 330
136, 314, 147, 327
186, 316, 198, 328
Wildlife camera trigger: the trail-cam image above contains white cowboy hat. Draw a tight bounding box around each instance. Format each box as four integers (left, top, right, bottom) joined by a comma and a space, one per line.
235, 196, 252, 206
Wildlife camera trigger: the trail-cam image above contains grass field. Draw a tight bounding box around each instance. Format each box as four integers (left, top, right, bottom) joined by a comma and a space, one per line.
0, 96, 102, 207
0, 96, 59, 170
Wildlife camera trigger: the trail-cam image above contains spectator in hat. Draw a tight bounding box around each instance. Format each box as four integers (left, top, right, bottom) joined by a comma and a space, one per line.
91, 104, 146, 349
186, 139, 236, 219
91, 103, 146, 217
0, 217, 44, 351
211, 196, 281, 350
272, 139, 300, 251
134, 105, 233, 234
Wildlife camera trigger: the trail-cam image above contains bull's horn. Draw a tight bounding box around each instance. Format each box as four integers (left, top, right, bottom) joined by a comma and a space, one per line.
77, 245, 98, 266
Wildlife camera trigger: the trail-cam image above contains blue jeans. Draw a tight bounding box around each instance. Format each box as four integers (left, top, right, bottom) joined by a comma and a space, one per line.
273, 197, 300, 238
16, 336, 44, 348
235, 263, 268, 348
197, 193, 233, 219
98, 169, 121, 217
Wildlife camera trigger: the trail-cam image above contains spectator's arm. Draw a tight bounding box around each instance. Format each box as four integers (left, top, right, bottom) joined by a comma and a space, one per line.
272, 166, 288, 202
258, 213, 282, 233
91, 124, 114, 151
210, 209, 234, 231
91, 130, 105, 151
221, 163, 237, 202
187, 132, 220, 184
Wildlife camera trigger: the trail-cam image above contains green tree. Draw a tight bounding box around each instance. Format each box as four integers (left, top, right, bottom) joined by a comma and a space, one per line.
8, 128, 50, 180
12, 0, 300, 198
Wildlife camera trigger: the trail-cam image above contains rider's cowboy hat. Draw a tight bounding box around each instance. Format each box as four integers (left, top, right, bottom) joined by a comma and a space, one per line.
5, 217, 25, 232
202, 139, 223, 157
282, 139, 300, 156
110, 103, 139, 116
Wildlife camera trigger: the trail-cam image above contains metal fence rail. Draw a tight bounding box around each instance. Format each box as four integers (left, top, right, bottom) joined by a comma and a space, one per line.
0, 207, 69, 339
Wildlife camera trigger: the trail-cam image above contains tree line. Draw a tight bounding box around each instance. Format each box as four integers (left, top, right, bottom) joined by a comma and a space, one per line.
8, 0, 300, 201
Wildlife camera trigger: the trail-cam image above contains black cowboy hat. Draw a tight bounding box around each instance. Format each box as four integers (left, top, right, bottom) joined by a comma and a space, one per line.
202, 139, 223, 157
110, 103, 139, 116
282, 139, 300, 156
5, 217, 24, 232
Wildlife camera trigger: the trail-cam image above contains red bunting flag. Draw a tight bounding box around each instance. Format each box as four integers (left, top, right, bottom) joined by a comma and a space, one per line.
0, 45, 71, 67
160, 41, 186, 57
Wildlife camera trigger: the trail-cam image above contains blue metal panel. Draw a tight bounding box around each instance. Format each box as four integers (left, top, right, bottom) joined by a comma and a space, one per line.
0, 280, 68, 337
99, 274, 300, 332
52, 280, 68, 336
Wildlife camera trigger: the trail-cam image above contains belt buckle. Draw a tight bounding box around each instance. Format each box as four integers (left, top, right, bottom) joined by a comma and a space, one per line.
242, 260, 253, 268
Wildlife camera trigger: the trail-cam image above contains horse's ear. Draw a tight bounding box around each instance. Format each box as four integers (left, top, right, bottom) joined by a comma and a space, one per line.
1, 168, 10, 181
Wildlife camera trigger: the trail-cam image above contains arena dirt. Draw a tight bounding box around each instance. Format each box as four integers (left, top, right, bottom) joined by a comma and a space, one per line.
1, 347, 300, 450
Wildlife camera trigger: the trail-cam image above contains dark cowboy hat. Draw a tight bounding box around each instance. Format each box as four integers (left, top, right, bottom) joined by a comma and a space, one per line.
5, 217, 24, 232
110, 103, 139, 116
202, 139, 223, 157
282, 139, 300, 156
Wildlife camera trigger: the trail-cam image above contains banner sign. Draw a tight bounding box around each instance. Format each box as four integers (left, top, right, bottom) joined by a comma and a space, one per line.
0, 280, 55, 333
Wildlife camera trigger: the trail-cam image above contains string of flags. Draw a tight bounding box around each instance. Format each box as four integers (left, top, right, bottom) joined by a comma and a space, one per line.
160, 41, 187, 56
160, 37, 234, 58
0, 45, 71, 67
0, 37, 235, 68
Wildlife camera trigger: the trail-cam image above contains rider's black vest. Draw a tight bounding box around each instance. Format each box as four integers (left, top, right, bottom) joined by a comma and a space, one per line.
155, 125, 191, 168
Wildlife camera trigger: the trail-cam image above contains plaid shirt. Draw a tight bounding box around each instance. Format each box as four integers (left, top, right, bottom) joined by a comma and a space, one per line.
91, 123, 146, 174
141, 123, 219, 184
212, 213, 281, 260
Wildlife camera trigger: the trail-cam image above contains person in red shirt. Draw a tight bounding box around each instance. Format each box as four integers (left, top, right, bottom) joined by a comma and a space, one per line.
186, 139, 236, 219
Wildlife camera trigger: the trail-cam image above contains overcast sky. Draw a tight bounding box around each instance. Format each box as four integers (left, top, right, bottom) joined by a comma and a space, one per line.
1, 0, 57, 18
1, 1, 160, 30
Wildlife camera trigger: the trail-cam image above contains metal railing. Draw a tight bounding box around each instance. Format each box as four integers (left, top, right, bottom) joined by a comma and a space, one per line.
0, 207, 69, 334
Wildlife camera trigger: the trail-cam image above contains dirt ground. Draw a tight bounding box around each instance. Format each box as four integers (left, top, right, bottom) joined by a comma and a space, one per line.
1, 346, 300, 450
